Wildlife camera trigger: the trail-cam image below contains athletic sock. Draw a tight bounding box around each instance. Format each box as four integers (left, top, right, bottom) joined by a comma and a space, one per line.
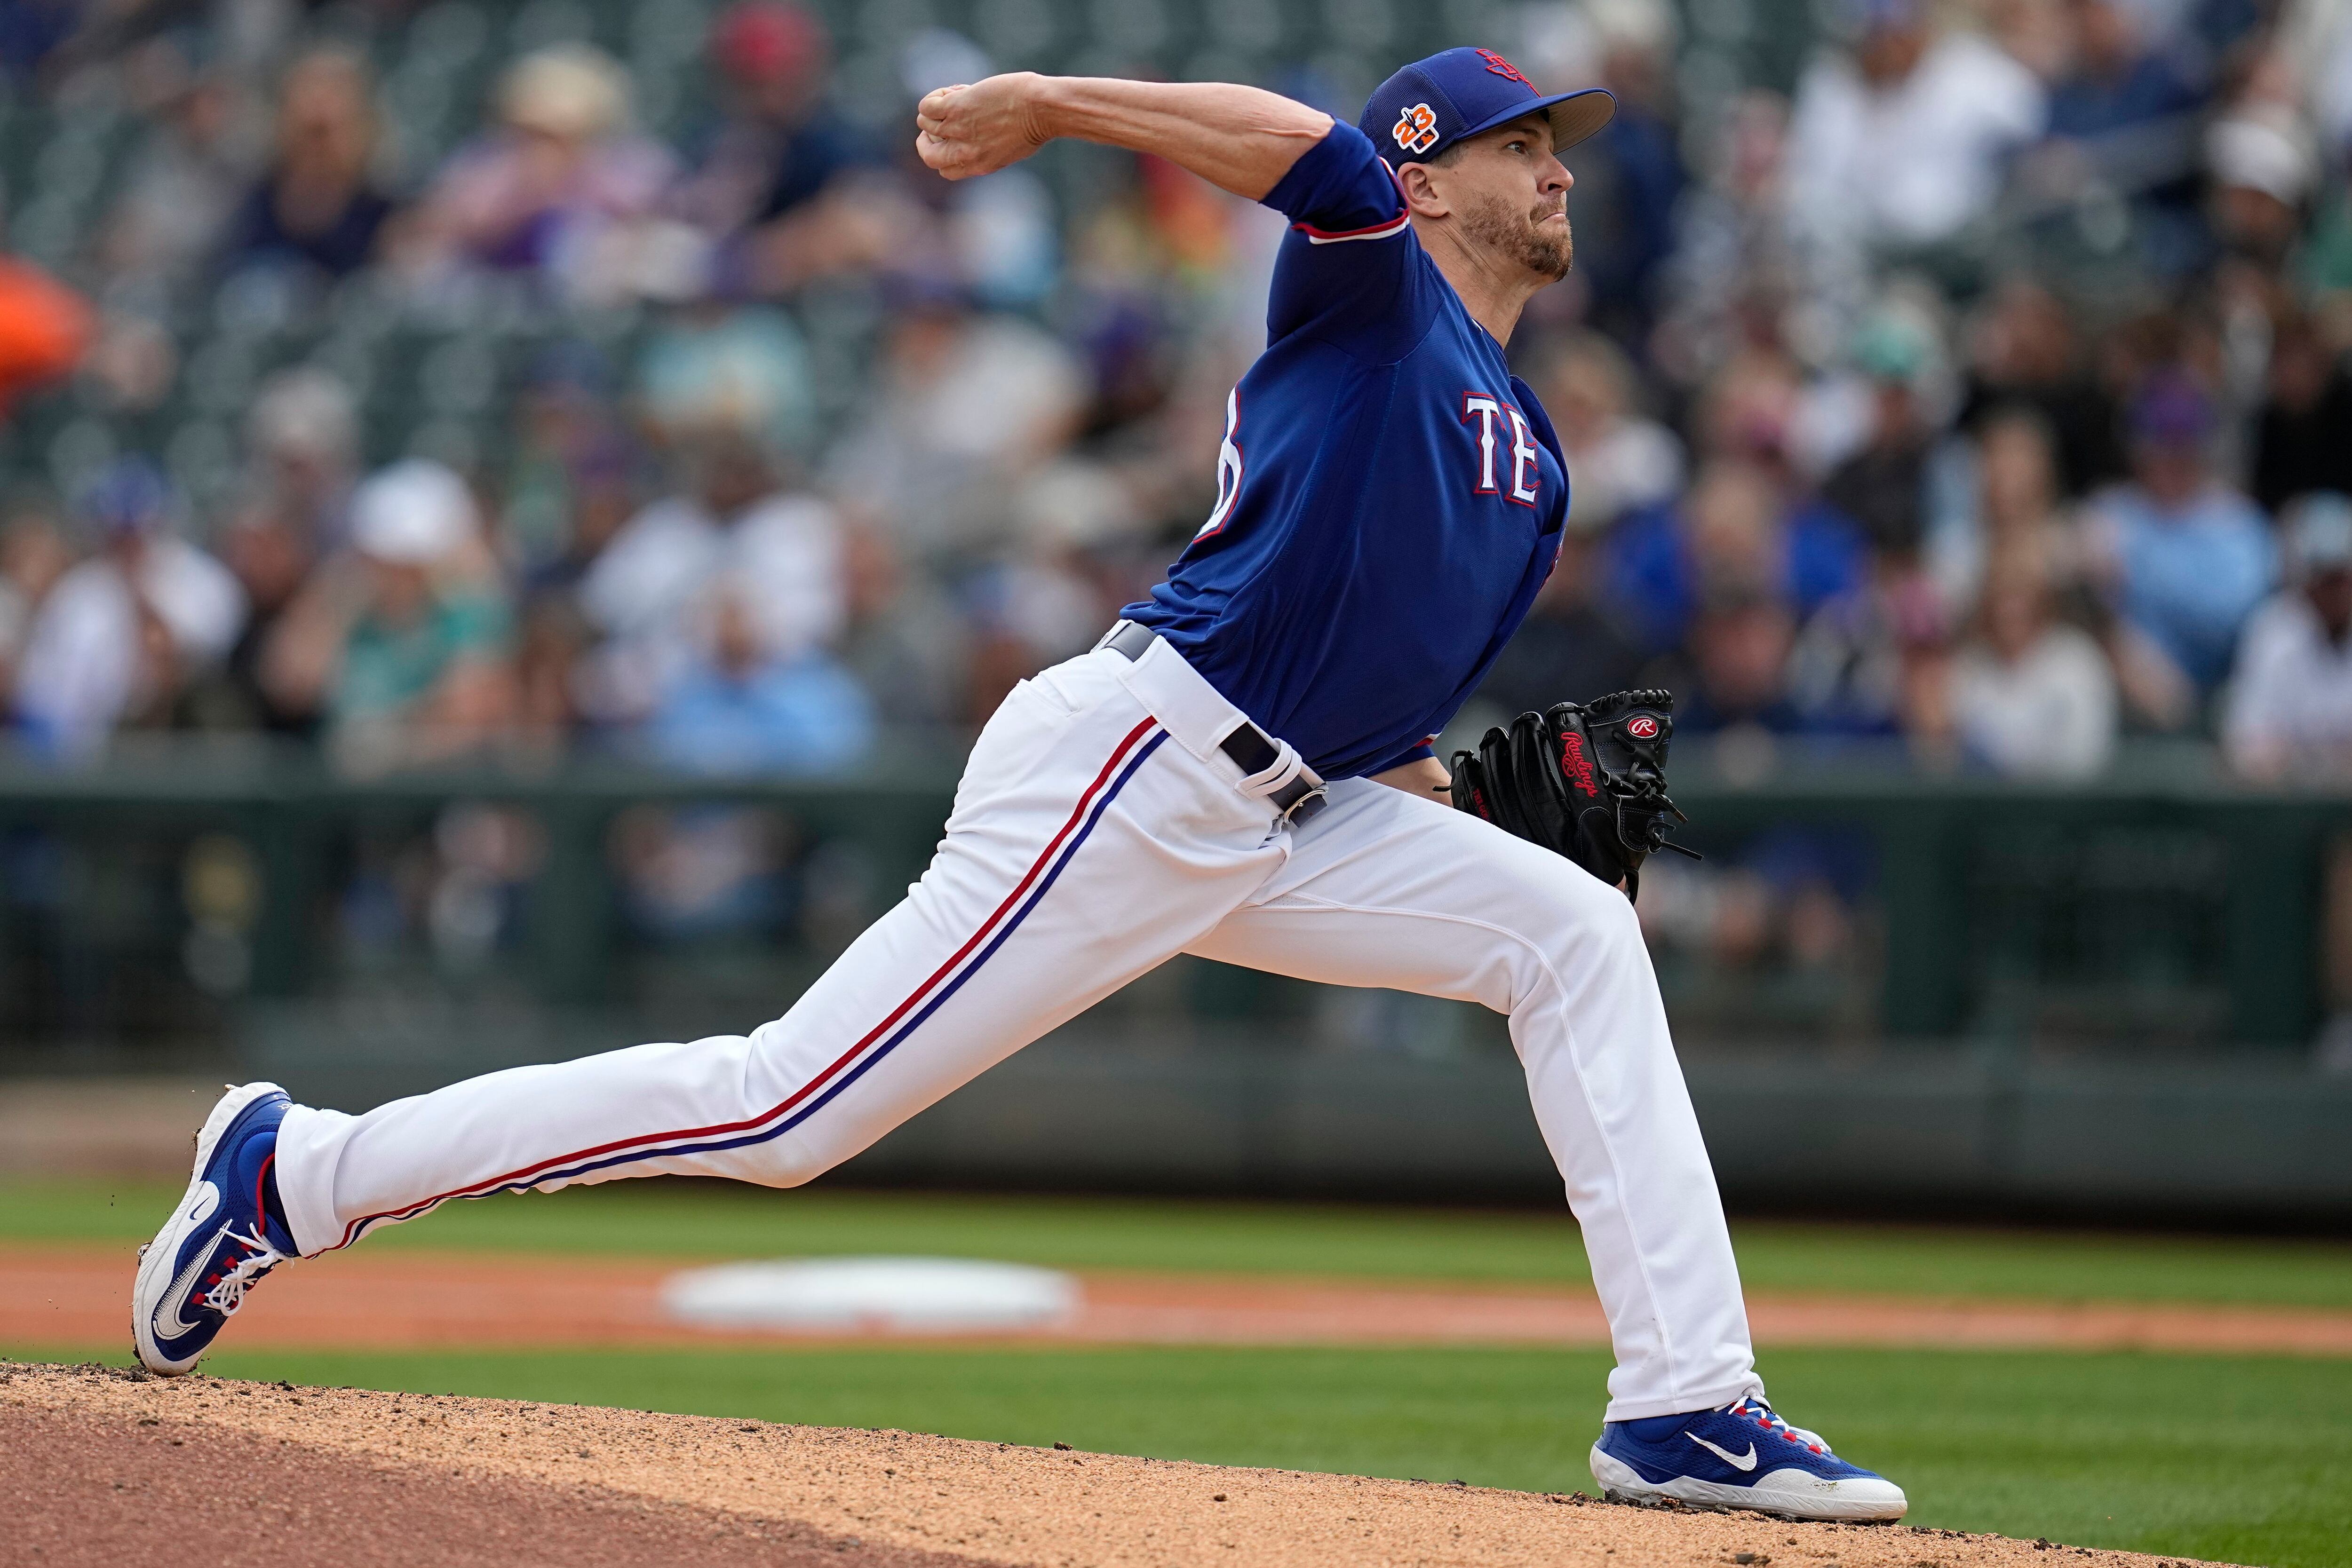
259, 1158, 295, 1255
229, 1123, 298, 1256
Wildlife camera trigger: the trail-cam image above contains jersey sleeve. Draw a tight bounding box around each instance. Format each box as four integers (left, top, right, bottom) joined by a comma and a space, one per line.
1259, 123, 1441, 361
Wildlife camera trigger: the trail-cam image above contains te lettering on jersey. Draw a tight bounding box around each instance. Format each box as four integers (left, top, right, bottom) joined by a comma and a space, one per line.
1461, 393, 1542, 507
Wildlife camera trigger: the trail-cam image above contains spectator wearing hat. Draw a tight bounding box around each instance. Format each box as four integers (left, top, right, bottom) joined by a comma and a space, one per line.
218, 48, 395, 288
2207, 105, 2319, 273
261, 460, 515, 776
669, 1, 887, 293
402, 43, 679, 299
2225, 493, 2352, 778
2082, 373, 2275, 712
1817, 300, 1949, 561
239, 366, 361, 550
11, 459, 246, 761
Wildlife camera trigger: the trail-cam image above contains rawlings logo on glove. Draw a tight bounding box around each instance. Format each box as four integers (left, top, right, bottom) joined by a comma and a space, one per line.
1449, 688, 1698, 898
1558, 729, 1597, 795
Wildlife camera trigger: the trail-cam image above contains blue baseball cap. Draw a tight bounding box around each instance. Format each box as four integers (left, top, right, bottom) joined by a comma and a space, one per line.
1359, 47, 1615, 167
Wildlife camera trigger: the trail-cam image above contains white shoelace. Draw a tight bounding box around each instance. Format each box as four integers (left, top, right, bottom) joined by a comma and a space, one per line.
199, 1226, 286, 1316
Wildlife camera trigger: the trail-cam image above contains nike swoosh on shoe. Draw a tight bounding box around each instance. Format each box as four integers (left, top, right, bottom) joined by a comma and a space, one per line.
1687, 1433, 1758, 1471
154, 1213, 228, 1341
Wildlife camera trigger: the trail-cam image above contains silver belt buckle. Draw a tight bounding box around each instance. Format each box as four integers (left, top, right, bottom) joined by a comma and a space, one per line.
1277, 783, 1327, 826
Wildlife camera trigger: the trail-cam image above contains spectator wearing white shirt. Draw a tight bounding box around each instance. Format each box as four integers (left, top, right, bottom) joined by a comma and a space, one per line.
577, 430, 846, 727
1787, 0, 2046, 310
12, 459, 245, 761
1949, 542, 2118, 778
2225, 493, 2352, 780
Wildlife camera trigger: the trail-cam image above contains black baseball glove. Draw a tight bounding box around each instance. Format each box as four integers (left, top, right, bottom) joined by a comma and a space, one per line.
1448, 689, 1697, 897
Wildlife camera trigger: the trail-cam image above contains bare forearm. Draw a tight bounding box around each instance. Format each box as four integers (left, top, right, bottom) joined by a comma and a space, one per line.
917, 73, 1331, 199
1032, 77, 1331, 198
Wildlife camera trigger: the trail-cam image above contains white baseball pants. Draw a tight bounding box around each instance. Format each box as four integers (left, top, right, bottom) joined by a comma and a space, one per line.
276, 635, 1762, 1419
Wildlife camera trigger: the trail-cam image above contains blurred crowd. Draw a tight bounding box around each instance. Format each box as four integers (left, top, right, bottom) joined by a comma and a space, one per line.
2, 0, 2352, 797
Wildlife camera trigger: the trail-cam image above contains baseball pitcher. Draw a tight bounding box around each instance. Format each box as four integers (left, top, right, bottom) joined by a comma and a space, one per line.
134, 48, 1905, 1522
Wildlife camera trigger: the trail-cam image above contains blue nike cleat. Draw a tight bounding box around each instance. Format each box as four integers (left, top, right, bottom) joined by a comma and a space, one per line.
132, 1082, 297, 1376
1590, 1395, 1907, 1522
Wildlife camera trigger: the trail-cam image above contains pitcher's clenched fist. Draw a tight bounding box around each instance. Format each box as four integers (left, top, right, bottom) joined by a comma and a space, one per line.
916, 74, 1051, 180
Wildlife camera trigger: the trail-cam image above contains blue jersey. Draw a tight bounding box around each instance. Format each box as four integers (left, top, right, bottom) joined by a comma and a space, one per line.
1122, 122, 1568, 780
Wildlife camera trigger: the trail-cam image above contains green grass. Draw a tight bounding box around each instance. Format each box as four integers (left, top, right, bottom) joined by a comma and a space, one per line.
14, 1180, 2352, 1562
9, 1176, 2352, 1308
9, 1341, 2349, 1567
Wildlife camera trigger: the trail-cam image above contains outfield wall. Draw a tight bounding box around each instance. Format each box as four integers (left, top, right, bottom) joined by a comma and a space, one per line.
857, 1039, 2352, 1223
225, 1014, 2352, 1225
8, 746, 2352, 1222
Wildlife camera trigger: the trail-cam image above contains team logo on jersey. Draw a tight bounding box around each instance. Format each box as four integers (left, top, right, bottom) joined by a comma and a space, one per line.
1477, 48, 1531, 85
1392, 103, 1439, 155
1627, 715, 1660, 739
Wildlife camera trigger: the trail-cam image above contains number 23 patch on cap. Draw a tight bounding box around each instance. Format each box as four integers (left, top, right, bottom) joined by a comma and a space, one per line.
1392, 103, 1439, 154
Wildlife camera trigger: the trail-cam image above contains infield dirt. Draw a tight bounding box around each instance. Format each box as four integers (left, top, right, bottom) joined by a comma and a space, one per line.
15, 1242, 2352, 1354
4, 1360, 2233, 1568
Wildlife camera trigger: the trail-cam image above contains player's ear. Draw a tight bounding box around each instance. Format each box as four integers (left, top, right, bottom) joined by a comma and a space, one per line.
1397, 161, 1450, 219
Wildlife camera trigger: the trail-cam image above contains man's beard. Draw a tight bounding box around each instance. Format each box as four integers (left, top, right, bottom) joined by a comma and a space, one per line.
1462, 189, 1573, 280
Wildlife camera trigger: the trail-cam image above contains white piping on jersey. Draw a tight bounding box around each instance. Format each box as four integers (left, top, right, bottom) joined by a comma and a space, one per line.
1294, 157, 1412, 244
1294, 212, 1411, 245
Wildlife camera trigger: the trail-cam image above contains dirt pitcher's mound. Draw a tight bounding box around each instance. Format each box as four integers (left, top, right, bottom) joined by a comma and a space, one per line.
2, 1362, 2230, 1568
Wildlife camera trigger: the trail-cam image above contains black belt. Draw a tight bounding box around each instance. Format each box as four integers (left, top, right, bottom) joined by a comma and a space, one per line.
1101, 621, 1327, 826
